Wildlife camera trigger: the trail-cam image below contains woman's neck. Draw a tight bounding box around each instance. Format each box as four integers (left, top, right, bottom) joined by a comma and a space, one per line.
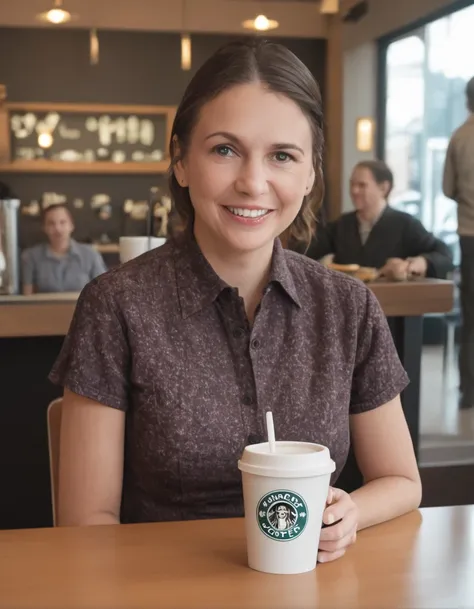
194, 225, 273, 323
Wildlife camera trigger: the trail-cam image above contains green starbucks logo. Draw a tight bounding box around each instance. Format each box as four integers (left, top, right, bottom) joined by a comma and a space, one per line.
257, 490, 308, 542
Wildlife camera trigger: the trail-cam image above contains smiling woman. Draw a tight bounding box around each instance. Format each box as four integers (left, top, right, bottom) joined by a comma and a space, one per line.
50, 38, 421, 564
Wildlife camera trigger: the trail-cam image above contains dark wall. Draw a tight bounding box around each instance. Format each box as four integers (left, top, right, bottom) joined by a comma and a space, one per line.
0, 27, 327, 248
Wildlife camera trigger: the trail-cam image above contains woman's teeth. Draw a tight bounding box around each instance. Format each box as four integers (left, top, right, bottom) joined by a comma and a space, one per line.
227, 207, 269, 218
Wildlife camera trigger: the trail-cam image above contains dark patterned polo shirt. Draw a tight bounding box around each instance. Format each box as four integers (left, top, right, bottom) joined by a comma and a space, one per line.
49, 234, 409, 524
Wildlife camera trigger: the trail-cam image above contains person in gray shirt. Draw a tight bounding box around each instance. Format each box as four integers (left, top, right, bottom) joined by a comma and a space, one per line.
21, 203, 107, 294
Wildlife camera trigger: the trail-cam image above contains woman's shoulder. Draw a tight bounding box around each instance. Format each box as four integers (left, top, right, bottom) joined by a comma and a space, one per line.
284, 249, 371, 309
84, 240, 175, 300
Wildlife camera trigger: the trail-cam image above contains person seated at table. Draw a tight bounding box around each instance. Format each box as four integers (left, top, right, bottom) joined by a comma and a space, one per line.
50, 39, 421, 564
305, 160, 453, 280
21, 203, 107, 294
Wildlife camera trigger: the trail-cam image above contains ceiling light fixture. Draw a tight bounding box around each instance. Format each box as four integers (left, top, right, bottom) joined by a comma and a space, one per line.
320, 0, 340, 14
37, 0, 73, 25
242, 14, 279, 32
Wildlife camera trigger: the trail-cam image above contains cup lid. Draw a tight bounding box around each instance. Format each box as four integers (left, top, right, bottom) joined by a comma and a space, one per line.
238, 441, 336, 478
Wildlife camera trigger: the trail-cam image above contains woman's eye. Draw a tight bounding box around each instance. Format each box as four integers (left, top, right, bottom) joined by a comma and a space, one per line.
214, 145, 234, 157
273, 151, 293, 163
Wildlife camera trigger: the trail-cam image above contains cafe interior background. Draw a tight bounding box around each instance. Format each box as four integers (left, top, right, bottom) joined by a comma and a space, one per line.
0, 0, 473, 530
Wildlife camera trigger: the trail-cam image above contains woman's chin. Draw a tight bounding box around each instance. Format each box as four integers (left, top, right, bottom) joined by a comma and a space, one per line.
221, 228, 277, 254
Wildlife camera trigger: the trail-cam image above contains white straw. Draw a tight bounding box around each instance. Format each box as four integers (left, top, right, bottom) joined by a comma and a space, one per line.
266, 411, 276, 453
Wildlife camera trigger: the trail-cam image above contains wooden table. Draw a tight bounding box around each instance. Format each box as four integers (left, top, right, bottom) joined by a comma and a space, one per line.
0, 506, 472, 609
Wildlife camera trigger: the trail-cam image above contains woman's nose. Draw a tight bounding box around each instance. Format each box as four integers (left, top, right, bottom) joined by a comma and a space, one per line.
234, 158, 269, 199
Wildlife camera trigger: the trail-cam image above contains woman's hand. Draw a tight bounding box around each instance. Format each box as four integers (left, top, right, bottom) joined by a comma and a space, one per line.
318, 487, 359, 563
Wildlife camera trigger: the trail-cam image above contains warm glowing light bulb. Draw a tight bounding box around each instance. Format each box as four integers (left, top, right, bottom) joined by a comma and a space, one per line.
46, 8, 71, 23
242, 14, 279, 31
181, 34, 191, 71
254, 15, 269, 30
38, 132, 53, 148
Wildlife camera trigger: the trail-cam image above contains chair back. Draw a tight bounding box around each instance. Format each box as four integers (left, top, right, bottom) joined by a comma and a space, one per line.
47, 398, 63, 526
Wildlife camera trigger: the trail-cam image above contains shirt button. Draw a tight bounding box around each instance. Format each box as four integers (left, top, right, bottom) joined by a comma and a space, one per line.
233, 328, 245, 339
251, 338, 261, 350
247, 434, 261, 445
242, 394, 254, 407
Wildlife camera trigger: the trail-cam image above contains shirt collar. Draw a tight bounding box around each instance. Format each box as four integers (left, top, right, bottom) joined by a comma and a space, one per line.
173, 233, 301, 319
267, 238, 301, 308
44, 239, 80, 260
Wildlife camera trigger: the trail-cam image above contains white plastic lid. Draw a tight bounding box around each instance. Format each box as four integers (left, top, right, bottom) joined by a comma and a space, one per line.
238, 441, 336, 478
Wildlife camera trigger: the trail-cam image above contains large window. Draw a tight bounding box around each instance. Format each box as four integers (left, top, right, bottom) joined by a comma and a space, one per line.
381, 2, 474, 265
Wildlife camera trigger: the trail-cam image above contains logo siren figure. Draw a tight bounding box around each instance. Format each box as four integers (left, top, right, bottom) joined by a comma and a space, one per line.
268, 503, 298, 530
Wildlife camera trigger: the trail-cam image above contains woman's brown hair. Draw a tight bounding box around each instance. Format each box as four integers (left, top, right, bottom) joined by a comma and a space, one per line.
168, 38, 325, 249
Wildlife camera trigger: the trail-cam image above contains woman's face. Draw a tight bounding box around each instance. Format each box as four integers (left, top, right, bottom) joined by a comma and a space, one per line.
350, 167, 388, 212
174, 82, 315, 256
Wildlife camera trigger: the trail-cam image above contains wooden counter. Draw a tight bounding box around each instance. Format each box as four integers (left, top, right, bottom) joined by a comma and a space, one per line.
0, 293, 79, 338
0, 505, 473, 609
0, 279, 453, 338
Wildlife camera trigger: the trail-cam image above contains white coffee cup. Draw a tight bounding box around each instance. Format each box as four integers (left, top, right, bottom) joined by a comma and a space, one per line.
119, 236, 166, 263
238, 441, 335, 575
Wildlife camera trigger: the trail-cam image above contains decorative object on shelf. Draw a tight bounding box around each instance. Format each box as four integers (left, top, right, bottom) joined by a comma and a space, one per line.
73, 198, 84, 209
21, 201, 41, 217
91, 194, 112, 221
42, 192, 67, 208
153, 193, 172, 238
58, 124, 81, 140
0, 97, 176, 174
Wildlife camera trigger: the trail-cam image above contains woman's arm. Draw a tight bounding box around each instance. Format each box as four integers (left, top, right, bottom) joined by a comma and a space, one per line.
57, 388, 125, 526
350, 395, 421, 530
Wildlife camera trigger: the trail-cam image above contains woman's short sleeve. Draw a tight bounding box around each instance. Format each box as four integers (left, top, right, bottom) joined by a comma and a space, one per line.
350, 288, 409, 415
49, 282, 130, 411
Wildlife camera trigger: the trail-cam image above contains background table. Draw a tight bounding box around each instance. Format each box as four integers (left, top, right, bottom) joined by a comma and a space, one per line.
0, 505, 473, 609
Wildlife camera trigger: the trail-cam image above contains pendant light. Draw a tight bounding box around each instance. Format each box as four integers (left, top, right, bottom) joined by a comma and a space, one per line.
90, 28, 99, 65
242, 14, 279, 31
181, 0, 192, 71
37, 0, 73, 24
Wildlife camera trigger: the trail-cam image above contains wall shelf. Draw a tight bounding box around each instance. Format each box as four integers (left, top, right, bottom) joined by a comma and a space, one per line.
0, 159, 170, 174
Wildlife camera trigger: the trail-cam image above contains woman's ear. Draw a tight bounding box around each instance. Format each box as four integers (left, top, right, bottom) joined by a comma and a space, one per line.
305, 167, 316, 195
172, 136, 188, 187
